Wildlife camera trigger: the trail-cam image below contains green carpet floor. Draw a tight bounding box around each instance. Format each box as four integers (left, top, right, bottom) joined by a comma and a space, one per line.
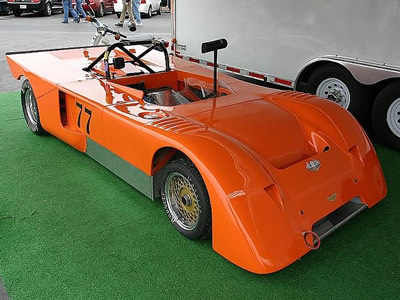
0, 90, 399, 299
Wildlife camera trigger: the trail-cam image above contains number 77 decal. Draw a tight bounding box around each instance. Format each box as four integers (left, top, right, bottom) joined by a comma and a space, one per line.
76, 101, 92, 134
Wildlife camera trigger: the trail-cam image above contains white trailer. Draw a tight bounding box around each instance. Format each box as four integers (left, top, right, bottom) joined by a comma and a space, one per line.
171, 0, 400, 151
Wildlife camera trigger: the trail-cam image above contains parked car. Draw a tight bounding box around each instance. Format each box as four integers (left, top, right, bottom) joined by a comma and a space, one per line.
0, 0, 10, 14
7, 0, 62, 16
6, 39, 387, 274
114, 0, 161, 19
83, 0, 114, 17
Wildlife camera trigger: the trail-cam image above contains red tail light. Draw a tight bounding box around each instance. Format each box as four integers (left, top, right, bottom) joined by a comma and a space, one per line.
113, 0, 117, 3
141, 0, 146, 3
8, 0, 15, 2
32, 0, 40, 2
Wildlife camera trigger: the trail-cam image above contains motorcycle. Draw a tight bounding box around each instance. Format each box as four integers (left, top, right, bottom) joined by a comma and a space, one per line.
86, 15, 136, 46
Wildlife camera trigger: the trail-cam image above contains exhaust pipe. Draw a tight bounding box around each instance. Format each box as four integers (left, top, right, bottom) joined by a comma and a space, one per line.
303, 231, 321, 250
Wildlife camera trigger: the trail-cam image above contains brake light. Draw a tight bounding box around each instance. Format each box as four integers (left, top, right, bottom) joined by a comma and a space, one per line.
113, 0, 117, 2
141, 0, 146, 3
32, 0, 40, 2
8, 0, 15, 2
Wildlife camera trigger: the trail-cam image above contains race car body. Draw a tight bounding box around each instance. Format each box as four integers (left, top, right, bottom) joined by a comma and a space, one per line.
6, 39, 387, 274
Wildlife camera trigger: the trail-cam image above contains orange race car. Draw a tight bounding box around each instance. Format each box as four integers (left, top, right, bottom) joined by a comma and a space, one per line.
6, 38, 387, 274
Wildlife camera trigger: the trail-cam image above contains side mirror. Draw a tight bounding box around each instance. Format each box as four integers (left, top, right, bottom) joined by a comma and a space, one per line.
113, 57, 125, 69
200, 38, 228, 96
201, 39, 228, 54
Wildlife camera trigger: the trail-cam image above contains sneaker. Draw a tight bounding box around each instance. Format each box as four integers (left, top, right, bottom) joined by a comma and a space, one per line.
73, 18, 80, 23
61, 20, 68, 24
115, 23, 123, 27
136, 22, 143, 27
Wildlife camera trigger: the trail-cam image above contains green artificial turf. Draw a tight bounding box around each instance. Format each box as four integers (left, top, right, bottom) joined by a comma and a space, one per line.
0, 90, 399, 299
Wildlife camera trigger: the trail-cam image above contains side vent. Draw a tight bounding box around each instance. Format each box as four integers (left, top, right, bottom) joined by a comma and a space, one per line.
349, 144, 363, 162
148, 116, 203, 134
311, 133, 330, 154
277, 91, 315, 100
59, 91, 67, 126
264, 183, 283, 209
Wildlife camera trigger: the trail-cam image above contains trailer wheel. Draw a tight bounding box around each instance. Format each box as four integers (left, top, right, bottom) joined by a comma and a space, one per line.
161, 158, 211, 240
21, 79, 46, 135
306, 65, 370, 123
372, 82, 400, 151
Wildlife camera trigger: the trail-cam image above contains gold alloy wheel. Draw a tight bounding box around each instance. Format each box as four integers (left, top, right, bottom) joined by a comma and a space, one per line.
164, 172, 201, 231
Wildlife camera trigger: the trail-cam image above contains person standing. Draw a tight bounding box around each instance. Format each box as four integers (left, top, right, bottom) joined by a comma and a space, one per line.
132, 0, 142, 27
115, 0, 136, 29
62, 0, 79, 23
75, 0, 87, 21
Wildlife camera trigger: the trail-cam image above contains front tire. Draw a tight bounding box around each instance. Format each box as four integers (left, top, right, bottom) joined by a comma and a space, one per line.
13, 9, 21, 16
161, 158, 211, 240
372, 82, 400, 151
306, 64, 371, 123
21, 79, 46, 135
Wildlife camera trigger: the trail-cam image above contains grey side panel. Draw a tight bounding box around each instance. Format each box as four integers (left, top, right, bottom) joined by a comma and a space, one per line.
86, 138, 154, 200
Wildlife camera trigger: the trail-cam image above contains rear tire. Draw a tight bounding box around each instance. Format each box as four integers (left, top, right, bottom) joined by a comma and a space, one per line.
372, 82, 400, 151
306, 65, 371, 124
13, 10, 21, 16
95, 3, 104, 17
161, 158, 211, 240
21, 79, 46, 135
147, 5, 152, 18
157, 5, 161, 15
42, 2, 52, 16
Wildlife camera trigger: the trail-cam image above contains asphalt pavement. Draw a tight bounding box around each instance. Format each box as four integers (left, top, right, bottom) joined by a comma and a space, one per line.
0, 10, 171, 92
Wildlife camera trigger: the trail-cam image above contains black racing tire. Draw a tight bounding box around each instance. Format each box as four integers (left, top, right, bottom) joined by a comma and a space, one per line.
161, 158, 211, 240
42, 2, 52, 16
372, 81, 400, 151
95, 3, 104, 17
21, 79, 46, 135
306, 64, 371, 123
147, 5, 152, 18
13, 9, 21, 16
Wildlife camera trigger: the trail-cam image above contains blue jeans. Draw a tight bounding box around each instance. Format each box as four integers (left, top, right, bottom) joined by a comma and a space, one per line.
63, 0, 78, 22
75, 0, 87, 18
132, 0, 141, 23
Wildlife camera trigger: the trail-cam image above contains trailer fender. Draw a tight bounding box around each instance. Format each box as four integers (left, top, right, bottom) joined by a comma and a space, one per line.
295, 56, 400, 89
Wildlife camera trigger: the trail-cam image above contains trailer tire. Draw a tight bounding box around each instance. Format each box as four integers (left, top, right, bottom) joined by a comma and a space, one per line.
372, 82, 400, 151
306, 65, 371, 123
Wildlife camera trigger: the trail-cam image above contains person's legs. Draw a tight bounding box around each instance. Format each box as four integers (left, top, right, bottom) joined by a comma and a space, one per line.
127, 1, 135, 25
116, 2, 127, 25
132, 0, 142, 25
75, 0, 86, 18
62, 0, 69, 23
68, 0, 79, 22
